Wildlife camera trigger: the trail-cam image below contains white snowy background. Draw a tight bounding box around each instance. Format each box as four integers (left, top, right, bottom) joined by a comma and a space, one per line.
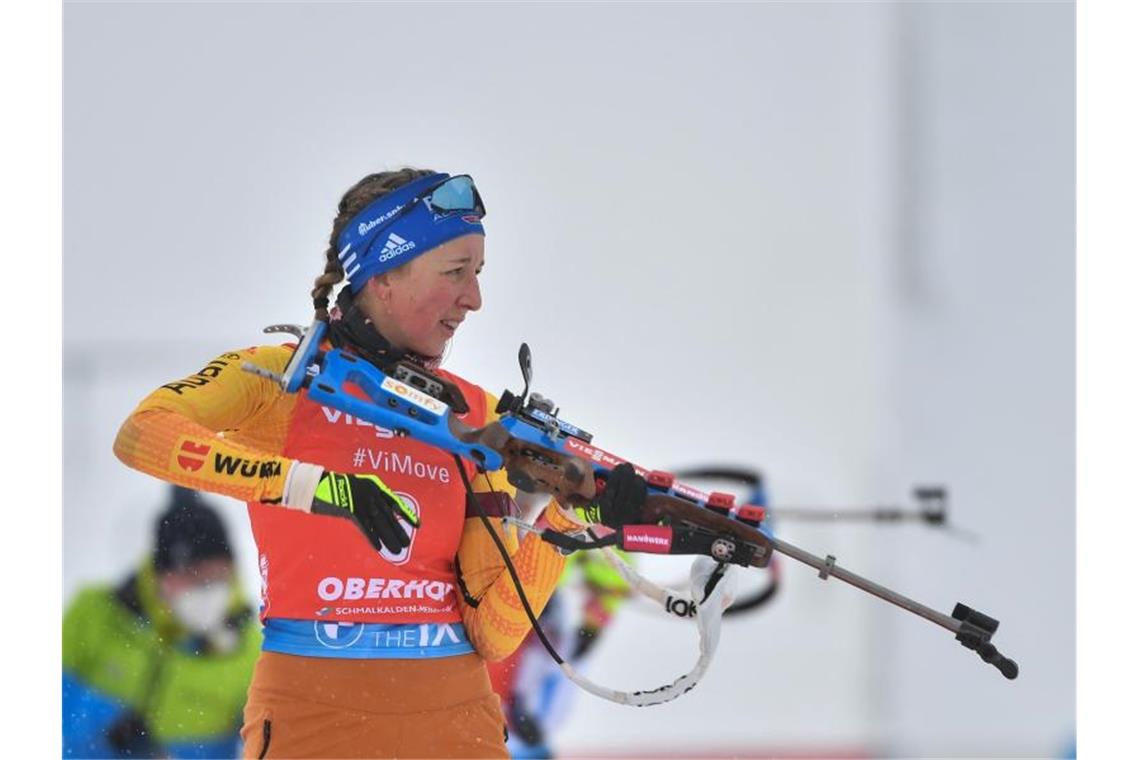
63, 2, 1072, 757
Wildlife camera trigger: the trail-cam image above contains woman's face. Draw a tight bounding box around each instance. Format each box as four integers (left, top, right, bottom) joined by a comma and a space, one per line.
365, 234, 485, 359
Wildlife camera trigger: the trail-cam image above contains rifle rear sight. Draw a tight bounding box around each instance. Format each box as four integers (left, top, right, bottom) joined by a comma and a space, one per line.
496, 343, 593, 444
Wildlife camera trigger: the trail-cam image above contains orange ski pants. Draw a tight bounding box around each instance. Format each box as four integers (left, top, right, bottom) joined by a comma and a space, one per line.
239, 651, 508, 759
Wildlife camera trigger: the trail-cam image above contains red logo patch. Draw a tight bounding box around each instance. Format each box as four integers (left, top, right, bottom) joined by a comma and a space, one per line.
177, 441, 211, 472
621, 525, 674, 554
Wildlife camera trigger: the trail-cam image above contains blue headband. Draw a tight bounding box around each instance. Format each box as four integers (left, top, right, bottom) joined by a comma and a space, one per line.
336, 172, 486, 294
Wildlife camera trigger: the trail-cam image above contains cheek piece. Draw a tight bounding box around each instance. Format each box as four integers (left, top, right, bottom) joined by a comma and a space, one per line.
337, 173, 486, 295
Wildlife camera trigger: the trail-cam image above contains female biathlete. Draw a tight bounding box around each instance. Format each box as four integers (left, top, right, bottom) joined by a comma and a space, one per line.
113, 168, 647, 759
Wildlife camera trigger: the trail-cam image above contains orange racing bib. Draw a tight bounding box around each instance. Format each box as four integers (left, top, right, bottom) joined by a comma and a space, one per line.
248, 370, 488, 625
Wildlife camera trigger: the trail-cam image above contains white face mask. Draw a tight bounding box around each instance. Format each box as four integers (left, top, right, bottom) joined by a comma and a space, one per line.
170, 583, 231, 634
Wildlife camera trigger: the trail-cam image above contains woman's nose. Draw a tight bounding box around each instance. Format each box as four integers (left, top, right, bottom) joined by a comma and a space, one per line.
459, 275, 482, 312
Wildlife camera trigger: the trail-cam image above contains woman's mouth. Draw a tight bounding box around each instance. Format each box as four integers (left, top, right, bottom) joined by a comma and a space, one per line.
440, 319, 461, 335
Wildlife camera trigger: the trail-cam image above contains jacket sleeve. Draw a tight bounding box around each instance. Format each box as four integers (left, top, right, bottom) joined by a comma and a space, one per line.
455, 391, 585, 662
62, 672, 128, 758
62, 589, 132, 757
112, 346, 301, 504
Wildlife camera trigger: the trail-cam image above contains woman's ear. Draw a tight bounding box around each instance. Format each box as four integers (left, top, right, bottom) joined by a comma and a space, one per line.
359, 274, 395, 319
365, 274, 392, 303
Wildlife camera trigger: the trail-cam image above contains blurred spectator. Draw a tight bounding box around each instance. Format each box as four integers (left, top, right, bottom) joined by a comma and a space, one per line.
63, 486, 260, 758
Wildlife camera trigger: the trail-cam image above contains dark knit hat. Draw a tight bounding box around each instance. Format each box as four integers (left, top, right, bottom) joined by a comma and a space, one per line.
153, 486, 233, 573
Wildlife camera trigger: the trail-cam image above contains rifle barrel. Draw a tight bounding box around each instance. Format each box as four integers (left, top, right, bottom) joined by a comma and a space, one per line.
765, 535, 960, 633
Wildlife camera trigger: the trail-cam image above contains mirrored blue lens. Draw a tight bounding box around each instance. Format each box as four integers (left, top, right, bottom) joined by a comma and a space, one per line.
428, 175, 482, 213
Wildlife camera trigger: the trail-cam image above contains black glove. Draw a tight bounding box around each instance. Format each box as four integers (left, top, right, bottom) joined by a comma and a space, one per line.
106, 710, 164, 758
574, 463, 647, 528
310, 472, 420, 553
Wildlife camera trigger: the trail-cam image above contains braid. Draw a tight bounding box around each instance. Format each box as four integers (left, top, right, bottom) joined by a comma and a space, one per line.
311, 167, 437, 321
310, 245, 344, 323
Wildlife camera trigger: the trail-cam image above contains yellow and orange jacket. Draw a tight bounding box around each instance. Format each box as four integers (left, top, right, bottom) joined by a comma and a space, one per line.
113, 343, 577, 661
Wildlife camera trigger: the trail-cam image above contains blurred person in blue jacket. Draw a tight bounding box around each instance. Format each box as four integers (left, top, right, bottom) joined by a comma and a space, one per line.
63, 486, 261, 758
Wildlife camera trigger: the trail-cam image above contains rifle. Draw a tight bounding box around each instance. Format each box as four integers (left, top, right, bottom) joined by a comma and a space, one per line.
244, 322, 1019, 703
655, 473, 976, 617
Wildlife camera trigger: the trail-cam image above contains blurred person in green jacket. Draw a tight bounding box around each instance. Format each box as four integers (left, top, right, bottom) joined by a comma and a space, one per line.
63, 486, 261, 758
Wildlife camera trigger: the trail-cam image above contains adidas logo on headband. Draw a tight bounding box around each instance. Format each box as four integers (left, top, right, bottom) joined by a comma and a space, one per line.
378, 233, 416, 262
339, 232, 417, 282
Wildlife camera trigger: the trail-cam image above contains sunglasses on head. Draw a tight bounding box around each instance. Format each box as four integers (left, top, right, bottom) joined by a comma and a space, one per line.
374, 174, 486, 236
422, 174, 485, 218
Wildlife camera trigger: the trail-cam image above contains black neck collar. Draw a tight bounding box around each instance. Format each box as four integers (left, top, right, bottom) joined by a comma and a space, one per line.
326, 288, 437, 370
